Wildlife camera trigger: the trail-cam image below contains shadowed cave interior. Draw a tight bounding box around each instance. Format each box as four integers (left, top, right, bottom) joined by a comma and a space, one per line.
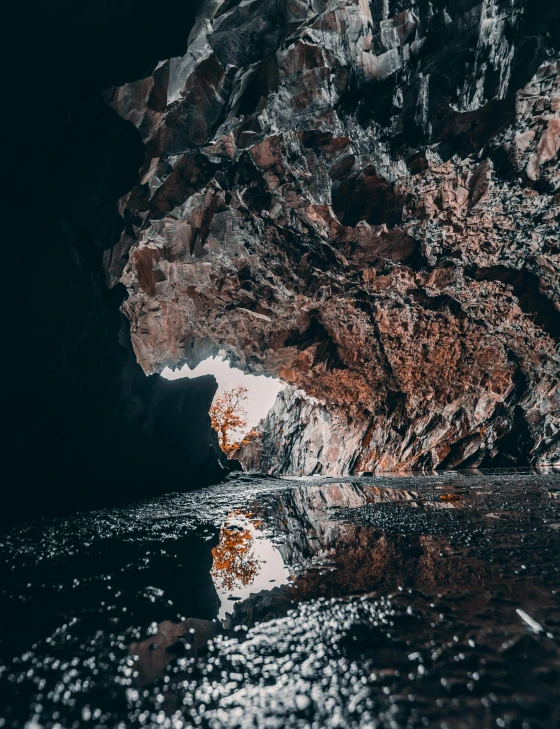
4, 0, 559, 514
1, 3, 560, 729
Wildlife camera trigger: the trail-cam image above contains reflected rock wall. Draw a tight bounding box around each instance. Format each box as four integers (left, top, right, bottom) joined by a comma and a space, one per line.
227, 478, 494, 627
108, 0, 560, 473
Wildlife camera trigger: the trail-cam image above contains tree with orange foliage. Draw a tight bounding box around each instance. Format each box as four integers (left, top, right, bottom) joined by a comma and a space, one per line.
209, 385, 249, 454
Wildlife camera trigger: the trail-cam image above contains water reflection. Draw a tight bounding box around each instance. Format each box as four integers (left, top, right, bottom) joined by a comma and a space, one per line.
1, 470, 560, 728
211, 511, 265, 593
218, 481, 485, 628
210, 477, 557, 634
210, 510, 292, 619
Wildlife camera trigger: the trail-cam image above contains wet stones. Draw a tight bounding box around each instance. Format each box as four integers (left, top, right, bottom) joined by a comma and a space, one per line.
3, 470, 560, 728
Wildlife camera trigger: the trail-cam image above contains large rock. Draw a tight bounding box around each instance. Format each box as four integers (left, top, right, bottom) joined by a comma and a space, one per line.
107, 0, 560, 472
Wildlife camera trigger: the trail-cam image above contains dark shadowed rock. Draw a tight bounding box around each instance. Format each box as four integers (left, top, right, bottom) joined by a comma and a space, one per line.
3, 0, 230, 520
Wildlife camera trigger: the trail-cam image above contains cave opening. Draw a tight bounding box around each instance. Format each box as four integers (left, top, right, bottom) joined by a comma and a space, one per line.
3, 1, 560, 727
162, 357, 284, 460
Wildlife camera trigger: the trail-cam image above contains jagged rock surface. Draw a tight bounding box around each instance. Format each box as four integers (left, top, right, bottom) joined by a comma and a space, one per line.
108, 0, 560, 472
237, 387, 372, 474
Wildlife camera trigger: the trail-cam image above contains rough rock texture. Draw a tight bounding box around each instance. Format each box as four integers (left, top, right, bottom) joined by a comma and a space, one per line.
237, 387, 372, 474
108, 0, 560, 472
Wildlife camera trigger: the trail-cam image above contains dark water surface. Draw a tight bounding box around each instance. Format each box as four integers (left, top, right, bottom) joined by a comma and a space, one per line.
1, 469, 560, 728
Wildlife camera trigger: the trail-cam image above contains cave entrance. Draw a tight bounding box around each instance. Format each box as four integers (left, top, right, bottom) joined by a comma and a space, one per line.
162, 357, 284, 459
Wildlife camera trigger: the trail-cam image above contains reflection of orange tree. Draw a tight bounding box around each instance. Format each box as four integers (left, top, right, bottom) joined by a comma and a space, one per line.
211, 511, 264, 593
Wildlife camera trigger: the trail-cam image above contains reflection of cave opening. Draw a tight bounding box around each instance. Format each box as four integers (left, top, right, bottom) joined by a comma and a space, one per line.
162, 356, 284, 457
210, 510, 292, 620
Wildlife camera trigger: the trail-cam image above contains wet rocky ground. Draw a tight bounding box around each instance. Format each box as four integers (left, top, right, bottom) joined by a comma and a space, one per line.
1, 469, 560, 728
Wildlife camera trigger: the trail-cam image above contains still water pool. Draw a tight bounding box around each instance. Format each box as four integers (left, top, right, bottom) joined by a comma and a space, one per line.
1, 469, 559, 728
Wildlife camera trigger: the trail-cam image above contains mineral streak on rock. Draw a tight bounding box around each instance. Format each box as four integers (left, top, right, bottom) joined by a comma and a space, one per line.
106, 0, 560, 473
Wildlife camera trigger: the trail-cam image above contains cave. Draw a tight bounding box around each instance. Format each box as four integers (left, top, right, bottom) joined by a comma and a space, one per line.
5, 0, 559, 523
2, 1, 560, 727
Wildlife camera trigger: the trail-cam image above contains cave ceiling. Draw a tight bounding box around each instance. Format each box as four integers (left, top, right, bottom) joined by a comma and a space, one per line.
104, 0, 560, 472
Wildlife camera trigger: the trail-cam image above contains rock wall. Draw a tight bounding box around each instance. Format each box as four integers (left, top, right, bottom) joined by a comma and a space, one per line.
237, 387, 371, 474
108, 0, 560, 472
4, 0, 231, 520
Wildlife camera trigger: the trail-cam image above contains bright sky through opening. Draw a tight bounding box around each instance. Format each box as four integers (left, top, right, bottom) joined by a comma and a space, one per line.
162, 357, 284, 435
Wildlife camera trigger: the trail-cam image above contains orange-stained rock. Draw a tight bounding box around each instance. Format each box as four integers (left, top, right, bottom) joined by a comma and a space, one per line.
107, 1, 560, 473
